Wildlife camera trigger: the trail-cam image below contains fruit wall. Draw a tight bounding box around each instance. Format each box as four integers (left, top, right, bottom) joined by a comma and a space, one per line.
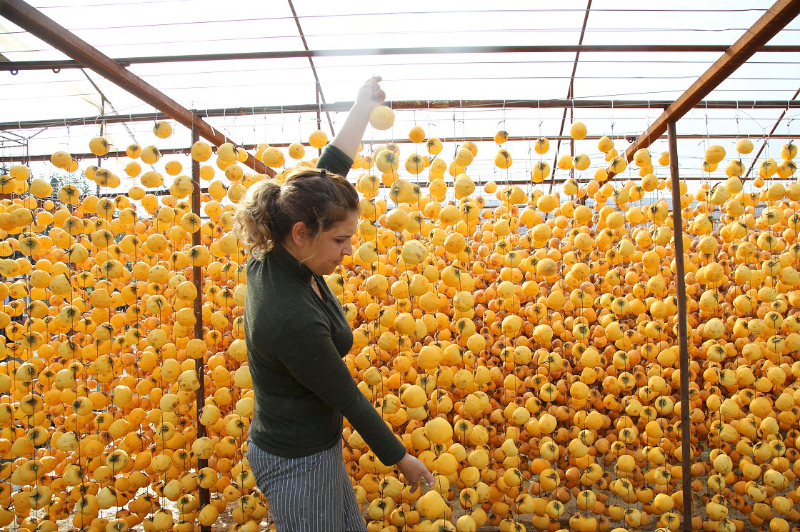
0, 120, 799, 532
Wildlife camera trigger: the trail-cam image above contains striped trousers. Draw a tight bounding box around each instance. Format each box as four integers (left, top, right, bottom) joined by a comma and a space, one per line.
248, 439, 367, 532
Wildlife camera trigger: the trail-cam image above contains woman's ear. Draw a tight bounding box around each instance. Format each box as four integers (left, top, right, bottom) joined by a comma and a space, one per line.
290, 221, 312, 246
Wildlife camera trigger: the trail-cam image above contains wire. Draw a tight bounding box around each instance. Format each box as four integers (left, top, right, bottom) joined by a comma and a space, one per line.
37, 0, 195, 8
4, 56, 798, 74
7, 25, 793, 53
16, 6, 774, 23
5, 58, 800, 87
3, 78, 799, 105
7, 71, 800, 90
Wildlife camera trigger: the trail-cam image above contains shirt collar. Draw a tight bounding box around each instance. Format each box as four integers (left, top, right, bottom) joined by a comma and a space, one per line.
270, 242, 313, 282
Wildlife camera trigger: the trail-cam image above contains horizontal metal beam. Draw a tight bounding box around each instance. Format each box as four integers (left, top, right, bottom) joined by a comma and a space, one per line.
2, 99, 799, 132
0, 0, 271, 176
11, 132, 797, 163
458, 175, 749, 186
96, 186, 208, 199
3, 45, 799, 72
622, 0, 800, 163
50, 176, 754, 198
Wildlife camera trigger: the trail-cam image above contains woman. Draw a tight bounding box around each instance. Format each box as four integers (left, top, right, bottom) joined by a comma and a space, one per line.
235, 77, 434, 532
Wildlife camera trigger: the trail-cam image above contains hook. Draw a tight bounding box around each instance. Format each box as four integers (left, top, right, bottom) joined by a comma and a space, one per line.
610, 100, 616, 137
426, 99, 431, 127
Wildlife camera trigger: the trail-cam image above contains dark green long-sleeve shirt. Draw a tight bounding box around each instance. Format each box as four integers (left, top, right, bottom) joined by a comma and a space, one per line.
244, 145, 407, 466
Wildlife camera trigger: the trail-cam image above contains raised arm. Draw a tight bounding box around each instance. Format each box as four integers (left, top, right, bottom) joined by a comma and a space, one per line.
329, 76, 386, 161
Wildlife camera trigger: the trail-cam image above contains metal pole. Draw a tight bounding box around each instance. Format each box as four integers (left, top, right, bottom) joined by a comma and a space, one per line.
4, 100, 800, 132
668, 120, 692, 532
316, 89, 322, 157
551, 0, 591, 195
569, 106, 575, 182
97, 95, 105, 196
191, 126, 211, 532
3, 44, 800, 71
287, 0, 335, 137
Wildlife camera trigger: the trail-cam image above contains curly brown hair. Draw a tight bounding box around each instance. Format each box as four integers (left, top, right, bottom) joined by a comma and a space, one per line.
233, 168, 359, 260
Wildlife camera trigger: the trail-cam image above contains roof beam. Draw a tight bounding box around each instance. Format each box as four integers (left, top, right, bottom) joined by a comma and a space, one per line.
3, 99, 799, 132
622, 0, 800, 163
3, 45, 800, 72
287, 0, 335, 137
550, 0, 592, 193
0, 0, 270, 175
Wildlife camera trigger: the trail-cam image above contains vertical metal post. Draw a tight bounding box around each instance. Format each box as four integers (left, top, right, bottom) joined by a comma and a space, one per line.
316, 88, 321, 131
191, 126, 211, 531
97, 95, 105, 195
668, 119, 692, 532
316, 89, 322, 156
569, 104, 575, 181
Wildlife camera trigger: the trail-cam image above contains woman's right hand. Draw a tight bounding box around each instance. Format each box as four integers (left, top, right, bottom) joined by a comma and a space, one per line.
395, 453, 435, 492
355, 75, 385, 110
329, 76, 386, 159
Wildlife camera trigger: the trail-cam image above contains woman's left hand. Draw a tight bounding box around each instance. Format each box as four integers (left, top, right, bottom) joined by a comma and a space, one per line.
396, 452, 435, 492
355, 76, 385, 110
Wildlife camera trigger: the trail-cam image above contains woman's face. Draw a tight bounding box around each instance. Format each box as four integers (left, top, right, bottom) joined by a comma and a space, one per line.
299, 210, 358, 276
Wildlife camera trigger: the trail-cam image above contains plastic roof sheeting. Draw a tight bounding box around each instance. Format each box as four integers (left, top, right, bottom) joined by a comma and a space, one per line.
0, 0, 798, 190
